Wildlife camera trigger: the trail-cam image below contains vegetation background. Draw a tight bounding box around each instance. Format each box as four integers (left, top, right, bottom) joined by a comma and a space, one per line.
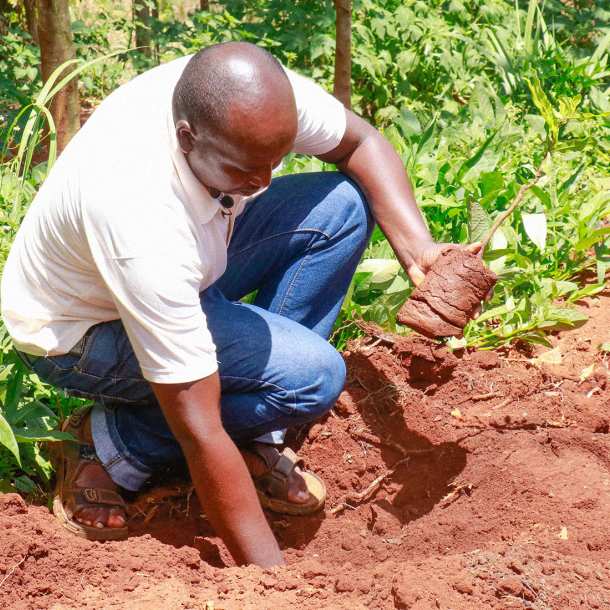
0, 0, 608, 496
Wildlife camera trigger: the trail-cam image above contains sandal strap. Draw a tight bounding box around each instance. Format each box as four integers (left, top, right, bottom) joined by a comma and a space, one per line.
66, 406, 91, 431
79, 443, 99, 462
69, 487, 126, 509
251, 445, 302, 500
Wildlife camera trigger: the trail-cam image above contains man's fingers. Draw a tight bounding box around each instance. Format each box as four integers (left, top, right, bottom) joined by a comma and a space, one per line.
407, 263, 425, 287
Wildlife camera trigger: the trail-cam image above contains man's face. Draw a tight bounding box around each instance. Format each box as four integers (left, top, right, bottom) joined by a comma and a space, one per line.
175, 98, 297, 198
184, 129, 293, 197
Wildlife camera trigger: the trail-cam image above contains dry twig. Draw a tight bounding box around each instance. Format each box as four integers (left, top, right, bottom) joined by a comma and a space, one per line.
0, 556, 26, 590
353, 430, 435, 458
330, 456, 410, 515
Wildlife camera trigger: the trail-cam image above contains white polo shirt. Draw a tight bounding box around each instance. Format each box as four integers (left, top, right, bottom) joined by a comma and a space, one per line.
1, 55, 346, 383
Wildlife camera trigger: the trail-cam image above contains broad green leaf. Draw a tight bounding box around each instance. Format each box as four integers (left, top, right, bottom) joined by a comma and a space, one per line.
0, 412, 20, 466
479, 171, 504, 197
468, 200, 492, 243
357, 259, 401, 285
522, 213, 547, 250
489, 229, 508, 274
14, 475, 37, 494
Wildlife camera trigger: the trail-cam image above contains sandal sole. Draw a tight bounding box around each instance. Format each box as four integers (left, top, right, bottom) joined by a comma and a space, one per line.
257, 470, 326, 516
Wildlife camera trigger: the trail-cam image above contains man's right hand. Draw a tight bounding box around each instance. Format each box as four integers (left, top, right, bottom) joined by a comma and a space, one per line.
151, 373, 284, 568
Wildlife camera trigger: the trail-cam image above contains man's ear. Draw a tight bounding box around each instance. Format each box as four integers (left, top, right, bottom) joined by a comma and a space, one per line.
176, 119, 194, 154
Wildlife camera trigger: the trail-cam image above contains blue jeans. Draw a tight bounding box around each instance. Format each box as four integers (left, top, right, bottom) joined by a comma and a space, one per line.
24, 172, 374, 491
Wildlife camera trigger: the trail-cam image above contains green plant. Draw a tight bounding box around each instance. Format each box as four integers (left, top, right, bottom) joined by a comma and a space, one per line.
0, 55, 122, 490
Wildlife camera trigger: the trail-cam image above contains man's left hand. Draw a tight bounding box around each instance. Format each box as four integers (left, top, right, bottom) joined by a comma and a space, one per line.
406, 241, 482, 287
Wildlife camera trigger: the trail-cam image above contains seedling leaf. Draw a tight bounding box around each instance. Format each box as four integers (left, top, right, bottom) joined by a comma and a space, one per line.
468, 200, 492, 244
522, 213, 547, 250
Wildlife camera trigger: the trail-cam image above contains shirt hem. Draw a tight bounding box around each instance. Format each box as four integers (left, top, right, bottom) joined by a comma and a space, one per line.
141, 360, 219, 384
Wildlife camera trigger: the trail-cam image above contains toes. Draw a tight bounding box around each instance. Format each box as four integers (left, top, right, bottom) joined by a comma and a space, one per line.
108, 508, 126, 528
74, 507, 109, 527
288, 469, 311, 504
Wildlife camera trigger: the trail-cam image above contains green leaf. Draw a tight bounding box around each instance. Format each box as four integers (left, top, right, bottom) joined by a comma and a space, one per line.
356, 259, 401, 286
522, 213, 547, 251
525, 76, 558, 143
13, 429, 75, 443
468, 200, 492, 243
455, 129, 498, 184
0, 412, 20, 466
479, 171, 504, 197
14, 475, 37, 494
575, 227, 610, 252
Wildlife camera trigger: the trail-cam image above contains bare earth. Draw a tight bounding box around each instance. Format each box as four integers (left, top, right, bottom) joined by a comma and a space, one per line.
1, 292, 609, 610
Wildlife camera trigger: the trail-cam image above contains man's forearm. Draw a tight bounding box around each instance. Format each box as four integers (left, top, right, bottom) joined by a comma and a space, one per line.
181, 427, 284, 567
151, 374, 283, 568
320, 111, 434, 270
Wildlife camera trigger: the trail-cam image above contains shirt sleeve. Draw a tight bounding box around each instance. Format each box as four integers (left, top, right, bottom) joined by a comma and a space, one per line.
284, 67, 347, 156
82, 202, 218, 384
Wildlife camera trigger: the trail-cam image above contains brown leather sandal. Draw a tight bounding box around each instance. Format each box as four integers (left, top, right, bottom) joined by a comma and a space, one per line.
247, 444, 326, 516
51, 407, 128, 541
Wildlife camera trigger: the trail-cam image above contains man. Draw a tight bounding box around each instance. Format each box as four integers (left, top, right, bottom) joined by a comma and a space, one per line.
1, 42, 477, 567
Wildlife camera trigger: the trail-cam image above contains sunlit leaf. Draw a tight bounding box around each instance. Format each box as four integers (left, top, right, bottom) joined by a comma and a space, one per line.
522, 213, 547, 250
0, 413, 20, 466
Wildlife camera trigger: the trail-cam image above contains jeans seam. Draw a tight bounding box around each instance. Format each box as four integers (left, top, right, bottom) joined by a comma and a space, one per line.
230, 228, 330, 258
277, 252, 310, 318
62, 367, 144, 385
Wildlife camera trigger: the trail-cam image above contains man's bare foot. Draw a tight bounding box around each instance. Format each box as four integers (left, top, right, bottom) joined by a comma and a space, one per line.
240, 442, 311, 504
70, 415, 126, 529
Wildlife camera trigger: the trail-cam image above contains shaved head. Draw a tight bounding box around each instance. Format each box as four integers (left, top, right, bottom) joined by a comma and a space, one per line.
173, 42, 296, 140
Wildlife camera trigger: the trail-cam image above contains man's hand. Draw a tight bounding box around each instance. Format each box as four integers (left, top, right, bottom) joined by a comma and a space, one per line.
407, 241, 482, 287
150, 373, 284, 568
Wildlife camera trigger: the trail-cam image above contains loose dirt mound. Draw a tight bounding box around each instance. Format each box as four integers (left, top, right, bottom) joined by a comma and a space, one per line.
2, 294, 610, 609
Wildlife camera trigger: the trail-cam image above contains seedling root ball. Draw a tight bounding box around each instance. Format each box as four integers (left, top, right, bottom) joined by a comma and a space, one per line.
397, 249, 497, 338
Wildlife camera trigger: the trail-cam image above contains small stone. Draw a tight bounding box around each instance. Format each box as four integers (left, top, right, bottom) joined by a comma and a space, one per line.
392, 578, 420, 609
334, 391, 357, 416
261, 576, 277, 589
574, 565, 591, 579
335, 575, 355, 593
307, 423, 324, 442
0, 494, 27, 516
453, 579, 473, 595
497, 576, 522, 596
300, 559, 328, 579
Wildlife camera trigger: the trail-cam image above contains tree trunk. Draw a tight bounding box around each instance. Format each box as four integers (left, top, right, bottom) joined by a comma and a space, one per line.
333, 0, 351, 109
0, 0, 10, 35
134, 0, 157, 59
37, 0, 80, 152
24, 0, 39, 44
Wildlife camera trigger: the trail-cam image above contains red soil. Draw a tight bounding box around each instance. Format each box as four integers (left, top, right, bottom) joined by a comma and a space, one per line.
2, 293, 610, 609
